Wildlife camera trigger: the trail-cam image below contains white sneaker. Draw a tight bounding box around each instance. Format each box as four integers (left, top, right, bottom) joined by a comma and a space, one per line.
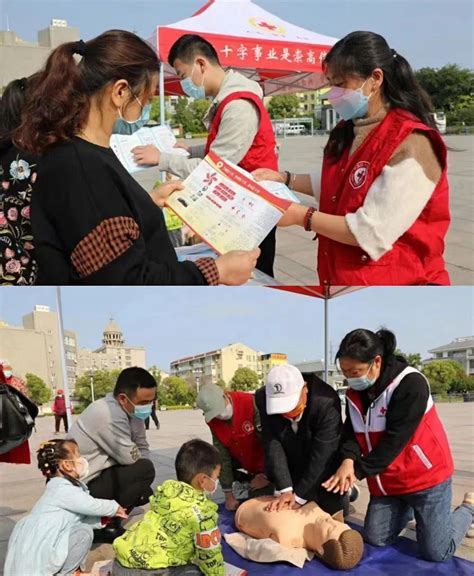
462, 493, 474, 538
407, 519, 417, 531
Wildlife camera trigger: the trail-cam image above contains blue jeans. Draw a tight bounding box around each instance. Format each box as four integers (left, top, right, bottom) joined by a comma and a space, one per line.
364, 478, 473, 562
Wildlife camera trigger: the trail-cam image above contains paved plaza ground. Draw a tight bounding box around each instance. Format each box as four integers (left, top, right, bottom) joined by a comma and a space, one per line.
135, 134, 474, 286
1, 402, 473, 573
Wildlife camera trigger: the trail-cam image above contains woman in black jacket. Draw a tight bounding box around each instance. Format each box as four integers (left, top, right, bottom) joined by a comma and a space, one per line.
14, 30, 258, 286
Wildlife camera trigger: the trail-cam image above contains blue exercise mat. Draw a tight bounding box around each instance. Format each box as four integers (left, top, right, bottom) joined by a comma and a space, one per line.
218, 506, 473, 575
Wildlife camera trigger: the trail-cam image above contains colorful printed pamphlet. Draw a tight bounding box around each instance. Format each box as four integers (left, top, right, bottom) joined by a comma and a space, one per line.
166, 151, 292, 255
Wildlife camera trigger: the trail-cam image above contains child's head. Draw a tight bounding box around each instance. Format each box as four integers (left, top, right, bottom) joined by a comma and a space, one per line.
37, 439, 88, 484
175, 439, 221, 494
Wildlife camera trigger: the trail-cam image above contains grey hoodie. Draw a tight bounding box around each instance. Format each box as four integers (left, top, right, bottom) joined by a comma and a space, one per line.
67, 393, 150, 483
159, 69, 263, 178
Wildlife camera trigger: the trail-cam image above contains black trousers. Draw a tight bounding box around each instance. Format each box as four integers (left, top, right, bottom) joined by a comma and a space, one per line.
54, 413, 68, 432
87, 458, 155, 509
312, 486, 347, 516
145, 409, 160, 430
257, 226, 276, 278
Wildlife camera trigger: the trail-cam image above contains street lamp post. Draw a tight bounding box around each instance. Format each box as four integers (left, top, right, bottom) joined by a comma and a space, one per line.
193, 367, 204, 396
90, 374, 95, 403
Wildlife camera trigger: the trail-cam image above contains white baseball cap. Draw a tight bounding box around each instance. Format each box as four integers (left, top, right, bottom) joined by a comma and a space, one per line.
266, 364, 305, 415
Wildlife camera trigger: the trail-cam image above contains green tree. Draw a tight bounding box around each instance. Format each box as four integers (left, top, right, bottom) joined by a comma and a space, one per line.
216, 379, 227, 389
415, 65, 474, 111
172, 97, 195, 133
267, 94, 300, 119
25, 373, 51, 405
395, 350, 422, 369
75, 370, 120, 405
149, 96, 172, 123
230, 367, 259, 392
429, 379, 450, 396
162, 376, 195, 405
422, 360, 466, 391
189, 99, 211, 132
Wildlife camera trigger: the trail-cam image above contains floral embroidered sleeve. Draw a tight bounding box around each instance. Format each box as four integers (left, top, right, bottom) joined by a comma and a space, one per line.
0, 146, 38, 285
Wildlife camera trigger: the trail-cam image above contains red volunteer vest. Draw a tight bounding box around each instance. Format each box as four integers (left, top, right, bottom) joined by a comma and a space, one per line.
346, 367, 454, 497
208, 391, 265, 474
319, 108, 450, 286
205, 91, 279, 172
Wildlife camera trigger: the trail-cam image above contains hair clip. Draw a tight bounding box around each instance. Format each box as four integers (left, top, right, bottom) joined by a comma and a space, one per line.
391, 49, 398, 59
73, 39, 86, 57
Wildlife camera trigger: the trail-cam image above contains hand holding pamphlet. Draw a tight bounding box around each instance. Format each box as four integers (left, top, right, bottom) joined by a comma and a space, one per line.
165, 151, 292, 255
110, 125, 189, 173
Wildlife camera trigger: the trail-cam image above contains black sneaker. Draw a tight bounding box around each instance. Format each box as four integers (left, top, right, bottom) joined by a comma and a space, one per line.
349, 485, 360, 503
93, 524, 125, 544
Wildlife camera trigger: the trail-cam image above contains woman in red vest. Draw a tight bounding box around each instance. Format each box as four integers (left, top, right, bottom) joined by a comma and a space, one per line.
254, 31, 450, 286
196, 383, 269, 511
322, 329, 473, 562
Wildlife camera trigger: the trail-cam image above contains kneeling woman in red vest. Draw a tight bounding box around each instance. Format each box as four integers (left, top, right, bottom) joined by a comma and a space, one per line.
196, 383, 269, 511
254, 31, 450, 286
322, 329, 473, 562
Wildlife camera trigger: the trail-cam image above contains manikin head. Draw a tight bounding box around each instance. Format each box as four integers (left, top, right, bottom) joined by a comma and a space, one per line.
235, 498, 364, 570
304, 510, 364, 570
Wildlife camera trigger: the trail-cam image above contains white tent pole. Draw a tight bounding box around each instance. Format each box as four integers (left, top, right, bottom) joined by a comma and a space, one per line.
159, 61, 166, 126
324, 297, 329, 384
55, 287, 73, 428
159, 61, 167, 182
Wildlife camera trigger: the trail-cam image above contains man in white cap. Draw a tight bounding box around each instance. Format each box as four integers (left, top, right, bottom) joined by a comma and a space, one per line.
197, 383, 270, 511
255, 365, 346, 515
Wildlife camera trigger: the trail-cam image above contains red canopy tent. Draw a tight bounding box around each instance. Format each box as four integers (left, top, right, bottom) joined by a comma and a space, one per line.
151, 0, 338, 123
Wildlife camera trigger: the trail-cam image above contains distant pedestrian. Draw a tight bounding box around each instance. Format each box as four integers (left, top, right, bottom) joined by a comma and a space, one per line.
145, 398, 160, 430
52, 389, 68, 434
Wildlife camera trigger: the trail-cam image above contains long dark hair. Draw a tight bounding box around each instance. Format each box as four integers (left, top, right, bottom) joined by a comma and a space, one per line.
323, 31, 436, 160
14, 30, 160, 155
336, 328, 397, 364
37, 438, 81, 486
0, 74, 39, 143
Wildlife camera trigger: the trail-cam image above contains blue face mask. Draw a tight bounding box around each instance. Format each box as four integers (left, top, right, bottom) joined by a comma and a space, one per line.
180, 63, 206, 100
124, 395, 153, 420
113, 97, 151, 136
346, 362, 377, 391
326, 80, 371, 121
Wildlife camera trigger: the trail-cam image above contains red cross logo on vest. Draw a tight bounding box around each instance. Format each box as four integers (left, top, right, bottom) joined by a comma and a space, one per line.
242, 420, 254, 434
379, 406, 387, 416
350, 161, 370, 189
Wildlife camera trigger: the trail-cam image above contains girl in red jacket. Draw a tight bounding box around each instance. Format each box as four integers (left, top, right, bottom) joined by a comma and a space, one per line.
254, 31, 450, 286
323, 329, 473, 561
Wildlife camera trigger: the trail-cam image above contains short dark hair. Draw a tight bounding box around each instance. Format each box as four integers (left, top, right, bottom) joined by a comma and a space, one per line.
175, 439, 220, 485
168, 34, 220, 67
113, 367, 156, 397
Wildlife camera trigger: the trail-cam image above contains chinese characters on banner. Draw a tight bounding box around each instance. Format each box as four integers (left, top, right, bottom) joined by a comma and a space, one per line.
216, 41, 328, 71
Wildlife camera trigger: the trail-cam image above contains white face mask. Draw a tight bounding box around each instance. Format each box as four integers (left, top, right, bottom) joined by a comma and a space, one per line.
205, 476, 219, 496
216, 403, 233, 420
70, 457, 89, 480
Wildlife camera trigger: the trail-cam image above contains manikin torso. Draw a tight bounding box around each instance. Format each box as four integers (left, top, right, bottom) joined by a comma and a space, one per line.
235, 497, 350, 554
